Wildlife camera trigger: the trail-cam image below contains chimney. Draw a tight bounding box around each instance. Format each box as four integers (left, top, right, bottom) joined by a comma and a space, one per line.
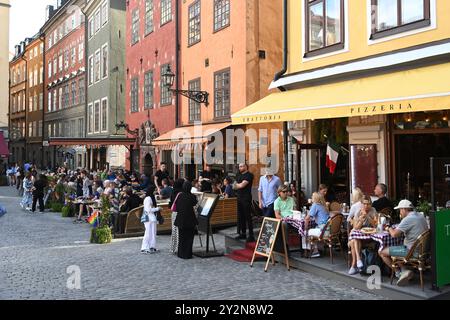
20, 41, 26, 54
15, 45, 20, 57
46, 5, 54, 21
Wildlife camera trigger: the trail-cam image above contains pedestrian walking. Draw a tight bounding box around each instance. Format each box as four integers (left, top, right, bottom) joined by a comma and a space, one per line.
174, 181, 198, 259
31, 174, 48, 213
140, 184, 161, 254
20, 172, 33, 210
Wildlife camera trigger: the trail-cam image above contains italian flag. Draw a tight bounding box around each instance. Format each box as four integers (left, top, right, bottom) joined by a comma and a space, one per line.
326, 140, 340, 175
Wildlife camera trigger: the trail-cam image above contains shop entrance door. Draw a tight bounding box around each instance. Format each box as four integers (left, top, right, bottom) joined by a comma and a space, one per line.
394, 134, 450, 205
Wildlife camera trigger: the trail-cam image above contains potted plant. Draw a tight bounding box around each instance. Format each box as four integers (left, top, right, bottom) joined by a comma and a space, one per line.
90, 195, 112, 244
416, 199, 431, 217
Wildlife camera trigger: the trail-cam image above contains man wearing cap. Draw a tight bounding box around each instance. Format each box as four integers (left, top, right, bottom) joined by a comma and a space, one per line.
379, 199, 429, 286
258, 169, 282, 218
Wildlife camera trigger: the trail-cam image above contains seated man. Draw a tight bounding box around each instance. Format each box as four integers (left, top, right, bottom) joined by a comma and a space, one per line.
379, 200, 429, 286
159, 179, 173, 200
372, 183, 394, 213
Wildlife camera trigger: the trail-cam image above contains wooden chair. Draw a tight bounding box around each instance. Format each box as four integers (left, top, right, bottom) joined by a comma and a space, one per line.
390, 229, 431, 290
308, 213, 347, 264
124, 206, 145, 234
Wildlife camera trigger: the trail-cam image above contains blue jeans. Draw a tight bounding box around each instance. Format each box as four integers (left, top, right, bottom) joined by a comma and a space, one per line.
262, 203, 275, 218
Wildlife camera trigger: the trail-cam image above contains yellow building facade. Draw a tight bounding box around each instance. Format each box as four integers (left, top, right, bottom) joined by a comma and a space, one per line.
0, 0, 10, 132
233, 0, 450, 205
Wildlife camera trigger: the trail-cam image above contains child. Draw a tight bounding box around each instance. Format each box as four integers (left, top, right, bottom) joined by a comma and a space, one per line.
21, 172, 33, 210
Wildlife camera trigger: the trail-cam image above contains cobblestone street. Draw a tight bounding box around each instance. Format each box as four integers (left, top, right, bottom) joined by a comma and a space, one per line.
0, 187, 385, 300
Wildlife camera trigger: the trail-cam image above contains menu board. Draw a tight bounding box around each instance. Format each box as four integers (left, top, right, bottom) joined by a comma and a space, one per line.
251, 218, 289, 272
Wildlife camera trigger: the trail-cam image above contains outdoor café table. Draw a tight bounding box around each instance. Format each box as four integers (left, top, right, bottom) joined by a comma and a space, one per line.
283, 216, 316, 237
348, 229, 405, 252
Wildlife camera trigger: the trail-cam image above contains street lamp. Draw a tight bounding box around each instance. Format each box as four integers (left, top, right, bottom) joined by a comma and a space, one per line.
161, 65, 209, 106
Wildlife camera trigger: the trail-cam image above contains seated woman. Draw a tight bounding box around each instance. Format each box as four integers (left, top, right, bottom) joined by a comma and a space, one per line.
347, 187, 364, 223
348, 195, 378, 275
303, 192, 330, 258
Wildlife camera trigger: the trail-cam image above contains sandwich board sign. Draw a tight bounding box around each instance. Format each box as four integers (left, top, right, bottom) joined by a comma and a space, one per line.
250, 218, 290, 272
431, 209, 450, 289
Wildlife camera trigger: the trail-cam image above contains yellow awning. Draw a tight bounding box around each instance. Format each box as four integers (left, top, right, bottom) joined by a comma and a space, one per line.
152, 122, 230, 147
232, 62, 450, 125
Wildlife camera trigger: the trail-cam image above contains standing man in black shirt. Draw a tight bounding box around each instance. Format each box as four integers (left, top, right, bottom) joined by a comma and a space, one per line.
372, 183, 394, 212
154, 162, 171, 193
234, 163, 255, 242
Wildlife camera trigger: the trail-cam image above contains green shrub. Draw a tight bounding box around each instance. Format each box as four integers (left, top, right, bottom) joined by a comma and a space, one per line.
51, 202, 64, 213
90, 227, 112, 244
61, 205, 74, 217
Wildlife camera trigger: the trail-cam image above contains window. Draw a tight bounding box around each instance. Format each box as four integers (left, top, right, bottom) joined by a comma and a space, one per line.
40, 67, 43, 84
371, 0, 430, 39
131, 9, 140, 45
88, 103, 93, 133
47, 92, 52, 112
79, 78, 85, 104
38, 121, 42, 137
53, 90, 57, 111
71, 81, 77, 106
70, 120, 75, 138
34, 66, 38, 85
28, 122, 32, 138
160, 64, 172, 106
214, 69, 230, 118
94, 50, 101, 82
101, 98, 108, 132
29, 96, 33, 112
305, 0, 344, 57
39, 93, 43, 110
89, 17, 94, 38
59, 87, 63, 110
102, 44, 108, 79
59, 54, 63, 72
47, 124, 51, 138
188, 78, 201, 123
88, 55, 94, 85
95, 9, 101, 33
188, 1, 201, 46
71, 47, 76, 66
78, 118, 84, 138
34, 95, 38, 111
78, 42, 84, 62
145, 0, 154, 35
48, 34, 53, 48
131, 77, 139, 112
144, 70, 154, 109
64, 50, 69, 70
53, 58, 57, 76
94, 101, 100, 133
161, 0, 172, 25
214, 0, 230, 32
101, 2, 108, 26
29, 72, 33, 87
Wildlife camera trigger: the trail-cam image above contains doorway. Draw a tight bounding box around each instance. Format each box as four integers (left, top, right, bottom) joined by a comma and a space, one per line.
143, 153, 153, 176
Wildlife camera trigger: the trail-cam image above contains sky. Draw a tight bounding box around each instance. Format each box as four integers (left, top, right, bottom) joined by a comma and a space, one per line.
9, 0, 57, 58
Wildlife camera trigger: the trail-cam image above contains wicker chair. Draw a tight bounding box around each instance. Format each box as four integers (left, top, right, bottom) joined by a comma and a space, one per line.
124, 206, 145, 234
308, 213, 346, 264
390, 229, 431, 290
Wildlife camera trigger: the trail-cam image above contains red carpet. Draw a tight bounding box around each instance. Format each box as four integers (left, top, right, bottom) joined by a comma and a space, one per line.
226, 234, 300, 263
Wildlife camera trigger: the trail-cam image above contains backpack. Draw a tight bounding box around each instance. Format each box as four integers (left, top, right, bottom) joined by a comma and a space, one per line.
0, 204, 7, 217
360, 248, 382, 275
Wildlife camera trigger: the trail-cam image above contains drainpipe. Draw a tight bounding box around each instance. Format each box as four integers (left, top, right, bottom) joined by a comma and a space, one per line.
40, 35, 45, 169
273, 0, 289, 182
174, 0, 180, 179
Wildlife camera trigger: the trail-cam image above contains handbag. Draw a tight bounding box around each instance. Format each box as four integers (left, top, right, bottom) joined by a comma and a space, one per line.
171, 193, 181, 212
156, 209, 165, 225
140, 210, 150, 223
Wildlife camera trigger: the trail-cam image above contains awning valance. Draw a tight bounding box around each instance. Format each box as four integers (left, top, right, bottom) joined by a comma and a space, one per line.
152, 122, 230, 148
231, 62, 450, 125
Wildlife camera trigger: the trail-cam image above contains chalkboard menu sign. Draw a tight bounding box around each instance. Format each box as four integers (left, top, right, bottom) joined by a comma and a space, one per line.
250, 218, 290, 272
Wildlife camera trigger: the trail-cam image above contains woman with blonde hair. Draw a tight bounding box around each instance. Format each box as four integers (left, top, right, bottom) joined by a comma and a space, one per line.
303, 192, 330, 257
347, 187, 364, 222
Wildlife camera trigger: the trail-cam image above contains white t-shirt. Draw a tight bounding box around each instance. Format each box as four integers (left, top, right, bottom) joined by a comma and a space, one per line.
347, 202, 363, 222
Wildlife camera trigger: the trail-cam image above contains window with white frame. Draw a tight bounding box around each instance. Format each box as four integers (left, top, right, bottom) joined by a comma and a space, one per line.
94, 50, 101, 82
79, 42, 84, 62
101, 98, 107, 132
71, 47, 76, 66
59, 54, 63, 72
145, 0, 154, 35
89, 17, 94, 38
188, 78, 201, 123
102, 44, 108, 79
88, 103, 93, 133
34, 95, 38, 111
94, 101, 100, 133
71, 81, 77, 106
53, 58, 57, 76
95, 9, 101, 33
214, 68, 230, 118
78, 118, 84, 138
101, 1, 108, 26
64, 49, 69, 70
79, 78, 85, 104
39, 93, 43, 110
29, 96, 33, 112
58, 87, 63, 110
88, 55, 94, 85
34, 66, 38, 86
40, 67, 43, 84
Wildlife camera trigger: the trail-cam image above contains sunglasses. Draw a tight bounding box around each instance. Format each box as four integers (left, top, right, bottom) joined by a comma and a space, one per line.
280, 191, 287, 193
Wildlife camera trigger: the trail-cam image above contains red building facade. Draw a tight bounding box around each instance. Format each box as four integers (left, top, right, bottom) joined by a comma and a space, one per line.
125, 0, 178, 175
